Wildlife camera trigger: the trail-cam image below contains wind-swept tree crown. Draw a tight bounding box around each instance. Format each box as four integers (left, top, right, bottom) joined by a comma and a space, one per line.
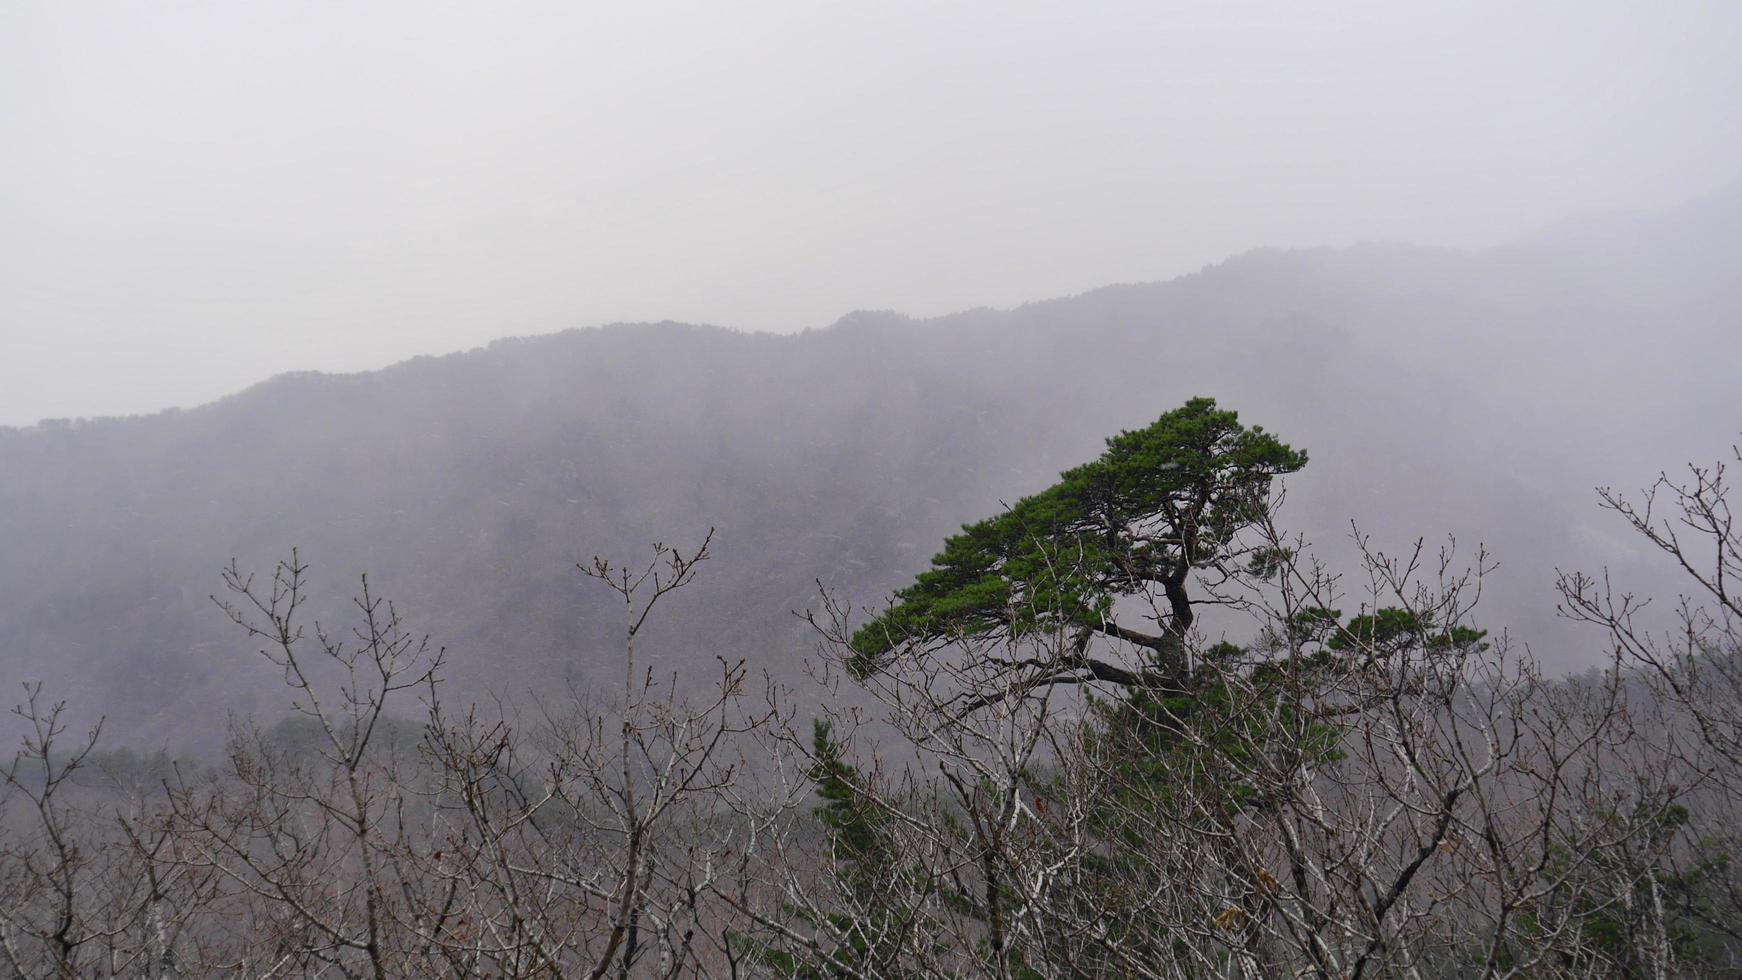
848, 398, 1307, 678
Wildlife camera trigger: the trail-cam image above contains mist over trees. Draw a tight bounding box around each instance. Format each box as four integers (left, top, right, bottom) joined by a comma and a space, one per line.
1, 181, 1736, 745
4, 1, 1738, 971
3, 390, 1742, 975
0, 183, 1738, 975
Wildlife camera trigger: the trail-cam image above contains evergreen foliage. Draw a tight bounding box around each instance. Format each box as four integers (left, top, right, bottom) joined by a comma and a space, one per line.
848, 397, 1307, 684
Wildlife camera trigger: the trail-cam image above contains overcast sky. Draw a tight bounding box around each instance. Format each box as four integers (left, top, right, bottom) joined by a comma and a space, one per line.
3, 1, 1739, 427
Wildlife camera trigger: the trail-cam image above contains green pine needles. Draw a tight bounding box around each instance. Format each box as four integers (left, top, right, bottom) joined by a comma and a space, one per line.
848, 397, 1308, 693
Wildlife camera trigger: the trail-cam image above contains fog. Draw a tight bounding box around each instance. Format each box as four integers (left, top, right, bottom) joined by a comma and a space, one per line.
4, 0, 1740, 426
3, 0, 1741, 740
11, 10, 1742, 970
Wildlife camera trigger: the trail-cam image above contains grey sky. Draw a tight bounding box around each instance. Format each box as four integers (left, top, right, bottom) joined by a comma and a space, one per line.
3, 0, 1739, 427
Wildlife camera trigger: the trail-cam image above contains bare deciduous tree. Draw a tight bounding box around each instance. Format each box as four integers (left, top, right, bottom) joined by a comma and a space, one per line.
6, 418, 1742, 978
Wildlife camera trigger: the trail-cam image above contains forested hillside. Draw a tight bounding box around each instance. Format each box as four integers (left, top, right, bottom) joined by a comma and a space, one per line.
2, 180, 1737, 744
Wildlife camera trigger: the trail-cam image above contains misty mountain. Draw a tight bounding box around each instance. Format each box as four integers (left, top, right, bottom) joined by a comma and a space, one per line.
2, 181, 1737, 745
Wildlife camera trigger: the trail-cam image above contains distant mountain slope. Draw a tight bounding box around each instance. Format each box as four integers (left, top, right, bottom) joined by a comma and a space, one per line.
3, 182, 1737, 744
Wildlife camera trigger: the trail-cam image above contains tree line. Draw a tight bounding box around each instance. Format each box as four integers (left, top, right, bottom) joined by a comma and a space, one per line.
4, 398, 1741, 977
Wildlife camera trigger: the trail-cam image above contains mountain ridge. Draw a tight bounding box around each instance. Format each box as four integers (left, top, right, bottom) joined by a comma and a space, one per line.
2, 187, 1736, 745
12, 180, 1721, 437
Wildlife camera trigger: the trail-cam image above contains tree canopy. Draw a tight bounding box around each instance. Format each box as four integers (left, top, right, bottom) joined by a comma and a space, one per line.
848, 397, 1307, 691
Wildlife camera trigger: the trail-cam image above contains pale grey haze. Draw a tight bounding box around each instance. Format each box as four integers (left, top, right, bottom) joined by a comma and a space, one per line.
3, 0, 1740, 427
